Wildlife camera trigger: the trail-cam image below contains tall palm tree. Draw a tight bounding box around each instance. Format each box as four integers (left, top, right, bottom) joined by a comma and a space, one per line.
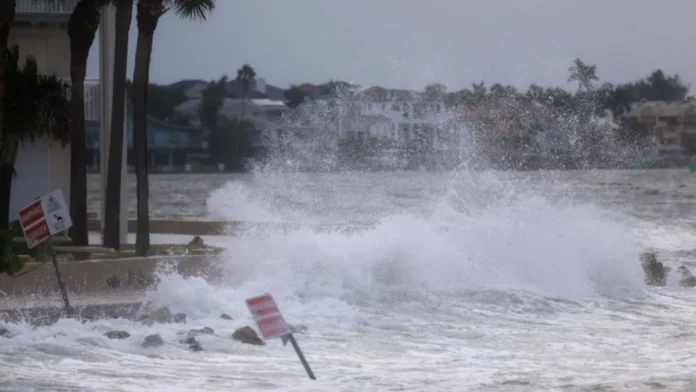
236, 64, 255, 116
131, 0, 214, 256
102, 0, 133, 250
67, 0, 108, 247
568, 58, 599, 92
0, 0, 16, 156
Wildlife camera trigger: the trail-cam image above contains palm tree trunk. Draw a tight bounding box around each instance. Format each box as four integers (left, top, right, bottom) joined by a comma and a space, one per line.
0, 136, 18, 230
0, 163, 12, 229
0, 0, 16, 157
103, 0, 133, 250
67, 0, 101, 246
132, 0, 165, 256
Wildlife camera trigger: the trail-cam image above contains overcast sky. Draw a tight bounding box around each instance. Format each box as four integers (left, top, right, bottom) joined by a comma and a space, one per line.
87, 0, 696, 92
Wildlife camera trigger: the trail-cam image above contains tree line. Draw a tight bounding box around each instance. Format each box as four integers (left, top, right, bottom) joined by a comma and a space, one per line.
195, 68, 266, 171
0, 0, 217, 275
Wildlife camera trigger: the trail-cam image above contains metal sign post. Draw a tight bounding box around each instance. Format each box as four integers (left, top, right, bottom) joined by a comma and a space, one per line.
286, 333, 316, 380
46, 239, 72, 317
18, 189, 74, 318
246, 294, 317, 380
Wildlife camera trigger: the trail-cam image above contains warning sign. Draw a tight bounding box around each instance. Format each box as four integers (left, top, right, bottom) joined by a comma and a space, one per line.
40, 189, 72, 236
17, 189, 72, 248
245, 294, 291, 339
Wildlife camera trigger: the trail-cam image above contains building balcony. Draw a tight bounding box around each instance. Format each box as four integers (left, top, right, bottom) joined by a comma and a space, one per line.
15, 0, 77, 23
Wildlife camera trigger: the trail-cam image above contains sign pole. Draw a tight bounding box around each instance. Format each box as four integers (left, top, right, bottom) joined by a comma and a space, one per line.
46, 239, 72, 317
286, 333, 316, 380
245, 293, 317, 380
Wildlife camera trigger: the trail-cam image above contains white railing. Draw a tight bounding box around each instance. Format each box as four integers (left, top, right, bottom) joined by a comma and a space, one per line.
65, 78, 101, 121
16, 0, 78, 14
84, 79, 100, 121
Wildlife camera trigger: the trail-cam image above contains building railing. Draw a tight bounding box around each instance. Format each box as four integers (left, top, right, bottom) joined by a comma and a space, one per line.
84, 79, 100, 121
65, 78, 100, 121
16, 0, 78, 15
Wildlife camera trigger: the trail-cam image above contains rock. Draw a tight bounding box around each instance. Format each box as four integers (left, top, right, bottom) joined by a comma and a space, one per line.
187, 327, 214, 337
142, 334, 164, 348
187, 236, 205, 249
290, 324, 308, 334
677, 266, 696, 287
640, 252, 669, 286
220, 313, 233, 320
180, 336, 198, 345
232, 326, 265, 346
173, 313, 187, 324
179, 336, 203, 351
0, 326, 9, 338
105, 330, 130, 339
142, 307, 173, 325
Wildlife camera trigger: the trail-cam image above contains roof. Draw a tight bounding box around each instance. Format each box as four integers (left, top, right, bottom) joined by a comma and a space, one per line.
224, 79, 287, 101
250, 99, 287, 110
168, 79, 207, 91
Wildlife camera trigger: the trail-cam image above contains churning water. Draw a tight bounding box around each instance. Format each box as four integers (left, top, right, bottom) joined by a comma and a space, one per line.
4, 170, 696, 391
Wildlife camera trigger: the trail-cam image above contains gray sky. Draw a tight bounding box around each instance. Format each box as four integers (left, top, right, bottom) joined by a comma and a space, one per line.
87, 0, 696, 92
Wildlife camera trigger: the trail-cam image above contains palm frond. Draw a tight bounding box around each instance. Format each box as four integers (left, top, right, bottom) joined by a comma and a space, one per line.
166, 0, 215, 20
3, 45, 72, 146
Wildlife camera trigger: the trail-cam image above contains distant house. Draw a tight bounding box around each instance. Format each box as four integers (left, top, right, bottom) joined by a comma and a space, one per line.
172, 77, 289, 131
623, 100, 696, 156
85, 100, 205, 171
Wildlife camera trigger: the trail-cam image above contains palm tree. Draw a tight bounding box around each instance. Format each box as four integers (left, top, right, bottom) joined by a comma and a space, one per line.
0, 46, 72, 229
102, 0, 133, 251
568, 58, 599, 92
131, 0, 214, 256
0, 0, 17, 157
236, 64, 255, 116
67, 0, 108, 247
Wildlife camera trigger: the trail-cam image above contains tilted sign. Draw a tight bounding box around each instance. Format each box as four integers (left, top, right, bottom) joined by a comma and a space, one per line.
245, 293, 316, 380
245, 293, 292, 339
18, 189, 72, 248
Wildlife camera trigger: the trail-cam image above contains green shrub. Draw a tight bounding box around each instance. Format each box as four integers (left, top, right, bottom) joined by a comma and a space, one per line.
0, 229, 24, 276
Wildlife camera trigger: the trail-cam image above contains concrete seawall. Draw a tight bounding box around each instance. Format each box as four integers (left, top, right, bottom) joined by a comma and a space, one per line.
87, 219, 373, 235
0, 255, 223, 325
0, 254, 222, 297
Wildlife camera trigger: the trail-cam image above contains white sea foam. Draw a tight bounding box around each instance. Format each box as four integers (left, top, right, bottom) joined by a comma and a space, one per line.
3, 173, 696, 391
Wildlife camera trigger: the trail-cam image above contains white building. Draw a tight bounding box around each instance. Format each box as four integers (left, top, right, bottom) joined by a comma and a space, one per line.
9, 0, 127, 242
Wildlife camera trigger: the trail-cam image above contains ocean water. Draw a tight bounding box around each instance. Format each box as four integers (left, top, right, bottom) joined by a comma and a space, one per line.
3, 169, 696, 391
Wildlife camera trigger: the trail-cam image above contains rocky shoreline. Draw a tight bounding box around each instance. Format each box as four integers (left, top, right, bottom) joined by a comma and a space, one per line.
0, 302, 307, 352
641, 251, 696, 287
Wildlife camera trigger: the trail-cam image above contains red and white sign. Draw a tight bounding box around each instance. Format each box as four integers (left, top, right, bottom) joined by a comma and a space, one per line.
24, 219, 50, 247
245, 294, 291, 339
17, 189, 72, 249
18, 200, 44, 229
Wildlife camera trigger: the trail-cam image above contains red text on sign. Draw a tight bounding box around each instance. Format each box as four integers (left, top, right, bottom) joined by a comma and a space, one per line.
19, 201, 44, 228
25, 220, 50, 245
257, 314, 290, 339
